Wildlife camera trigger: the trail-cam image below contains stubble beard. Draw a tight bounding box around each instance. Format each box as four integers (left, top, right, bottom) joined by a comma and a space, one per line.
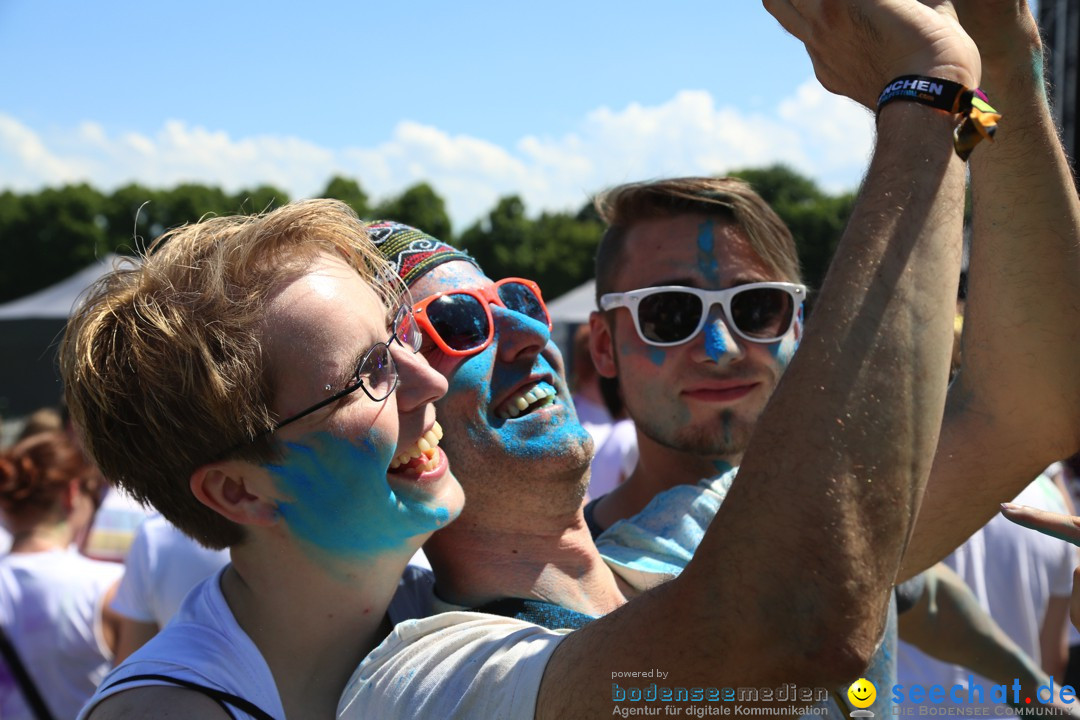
639, 408, 754, 463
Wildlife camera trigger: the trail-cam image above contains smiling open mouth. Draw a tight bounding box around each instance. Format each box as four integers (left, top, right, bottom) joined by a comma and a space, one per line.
495, 384, 556, 420
388, 421, 444, 473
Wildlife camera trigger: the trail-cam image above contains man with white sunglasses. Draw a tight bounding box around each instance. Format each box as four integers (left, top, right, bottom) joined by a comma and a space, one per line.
585, 178, 807, 539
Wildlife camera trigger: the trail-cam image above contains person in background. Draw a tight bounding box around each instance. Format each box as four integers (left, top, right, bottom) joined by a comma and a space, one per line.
568, 324, 637, 501
898, 472, 1076, 707
898, 563, 1077, 715
109, 515, 229, 664
0, 430, 123, 720
14, 407, 63, 444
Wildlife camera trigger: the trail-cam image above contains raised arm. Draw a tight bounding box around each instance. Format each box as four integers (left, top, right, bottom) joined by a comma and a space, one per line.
535, 2, 975, 715
901, 0, 1080, 579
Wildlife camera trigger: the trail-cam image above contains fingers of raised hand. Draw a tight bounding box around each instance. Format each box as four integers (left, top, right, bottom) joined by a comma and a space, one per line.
1001, 504, 1080, 546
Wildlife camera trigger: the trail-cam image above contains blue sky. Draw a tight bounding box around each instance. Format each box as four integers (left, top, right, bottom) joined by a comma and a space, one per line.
0, 1, 895, 229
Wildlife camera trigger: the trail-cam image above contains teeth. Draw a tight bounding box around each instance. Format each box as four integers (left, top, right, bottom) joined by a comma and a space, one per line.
497, 385, 556, 420
388, 421, 443, 470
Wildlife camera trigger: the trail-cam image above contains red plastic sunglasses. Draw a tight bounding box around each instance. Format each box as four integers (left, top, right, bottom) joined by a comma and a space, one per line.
412, 277, 552, 357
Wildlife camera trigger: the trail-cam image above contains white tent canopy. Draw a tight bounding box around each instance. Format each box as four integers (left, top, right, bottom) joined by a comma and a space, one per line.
0, 254, 138, 416
0, 253, 134, 320
546, 279, 597, 324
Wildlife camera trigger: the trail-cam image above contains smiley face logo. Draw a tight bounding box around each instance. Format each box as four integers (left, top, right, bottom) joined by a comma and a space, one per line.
847, 678, 876, 709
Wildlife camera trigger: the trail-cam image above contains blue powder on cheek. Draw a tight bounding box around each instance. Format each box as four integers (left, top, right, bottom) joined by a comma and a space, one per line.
696, 220, 720, 284
268, 432, 449, 559
648, 347, 666, 367
767, 335, 799, 369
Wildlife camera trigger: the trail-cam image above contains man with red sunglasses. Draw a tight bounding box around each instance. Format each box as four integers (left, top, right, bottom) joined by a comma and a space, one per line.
339, 2, 1080, 718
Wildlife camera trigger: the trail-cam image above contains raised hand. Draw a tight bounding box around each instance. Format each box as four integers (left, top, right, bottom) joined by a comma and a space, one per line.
762, 0, 981, 108
1001, 504, 1080, 632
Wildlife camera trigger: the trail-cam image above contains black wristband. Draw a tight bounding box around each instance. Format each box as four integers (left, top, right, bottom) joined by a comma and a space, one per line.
877, 75, 1001, 160
877, 75, 968, 114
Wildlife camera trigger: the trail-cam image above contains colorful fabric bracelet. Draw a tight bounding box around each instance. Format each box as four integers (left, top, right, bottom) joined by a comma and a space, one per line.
877, 75, 1001, 160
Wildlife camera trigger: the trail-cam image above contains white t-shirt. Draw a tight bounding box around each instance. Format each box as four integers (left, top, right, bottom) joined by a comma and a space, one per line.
81, 486, 155, 563
81, 564, 436, 720
337, 470, 733, 720
0, 547, 123, 720
897, 474, 1077, 704
111, 515, 229, 626
338, 612, 568, 719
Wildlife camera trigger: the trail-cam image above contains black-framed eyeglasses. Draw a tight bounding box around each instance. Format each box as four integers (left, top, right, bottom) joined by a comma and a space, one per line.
267, 304, 422, 433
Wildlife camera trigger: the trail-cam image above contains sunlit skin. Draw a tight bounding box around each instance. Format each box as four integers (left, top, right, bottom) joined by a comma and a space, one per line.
409, 261, 595, 523
593, 213, 801, 476
588, 213, 801, 528
257, 254, 464, 570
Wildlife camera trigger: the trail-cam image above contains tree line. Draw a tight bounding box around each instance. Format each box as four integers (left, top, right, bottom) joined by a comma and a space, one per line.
0, 166, 856, 306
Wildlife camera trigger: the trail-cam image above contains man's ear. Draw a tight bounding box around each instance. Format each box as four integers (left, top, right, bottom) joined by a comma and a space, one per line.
190, 461, 279, 527
589, 310, 618, 379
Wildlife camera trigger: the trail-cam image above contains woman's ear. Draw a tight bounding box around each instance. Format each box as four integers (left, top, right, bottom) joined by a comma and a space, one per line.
190, 461, 279, 527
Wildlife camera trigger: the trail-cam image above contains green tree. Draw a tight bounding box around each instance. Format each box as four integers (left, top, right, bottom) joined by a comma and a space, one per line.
101, 183, 160, 255
154, 183, 233, 233
373, 182, 452, 242
321, 176, 369, 218
458, 195, 531, 278
731, 165, 856, 292
0, 184, 109, 303
458, 195, 602, 298
231, 185, 290, 215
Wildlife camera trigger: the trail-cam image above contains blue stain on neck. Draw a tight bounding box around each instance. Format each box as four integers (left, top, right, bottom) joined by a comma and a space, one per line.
710, 459, 733, 477
266, 431, 450, 559
704, 321, 727, 362
696, 220, 720, 285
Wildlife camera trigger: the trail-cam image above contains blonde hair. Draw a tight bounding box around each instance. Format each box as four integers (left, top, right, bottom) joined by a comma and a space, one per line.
61, 199, 401, 549
593, 177, 802, 301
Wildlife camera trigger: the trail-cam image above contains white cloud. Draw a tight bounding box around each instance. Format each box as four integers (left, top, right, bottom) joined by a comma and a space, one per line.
0, 78, 874, 229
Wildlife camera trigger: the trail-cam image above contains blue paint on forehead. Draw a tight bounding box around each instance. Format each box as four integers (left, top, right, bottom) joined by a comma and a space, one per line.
696, 220, 721, 285
267, 431, 450, 559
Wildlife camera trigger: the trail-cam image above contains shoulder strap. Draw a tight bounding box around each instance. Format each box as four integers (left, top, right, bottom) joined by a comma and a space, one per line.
0, 624, 56, 720
103, 673, 278, 720
470, 597, 596, 631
